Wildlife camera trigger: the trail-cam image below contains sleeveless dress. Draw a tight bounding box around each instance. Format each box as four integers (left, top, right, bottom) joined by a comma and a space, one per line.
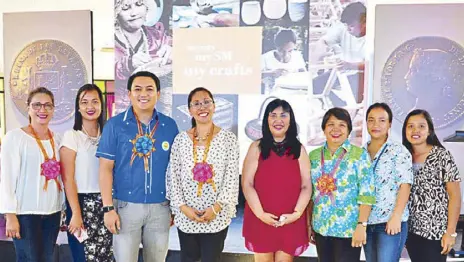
242, 150, 309, 255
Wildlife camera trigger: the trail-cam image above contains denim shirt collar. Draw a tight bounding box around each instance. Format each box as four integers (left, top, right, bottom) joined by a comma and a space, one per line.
123, 106, 159, 123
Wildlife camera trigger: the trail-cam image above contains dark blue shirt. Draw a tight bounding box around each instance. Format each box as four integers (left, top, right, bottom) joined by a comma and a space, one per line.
96, 107, 179, 204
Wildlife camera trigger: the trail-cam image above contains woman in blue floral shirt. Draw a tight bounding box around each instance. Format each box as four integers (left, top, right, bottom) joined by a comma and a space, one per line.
309, 107, 375, 262
363, 103, 413, 262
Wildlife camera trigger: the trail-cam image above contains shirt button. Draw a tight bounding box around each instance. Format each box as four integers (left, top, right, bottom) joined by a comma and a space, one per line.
161, 192, 164, 194
147, 186, 150, 189
126, 122, 129, 125
128, 191, 132, 194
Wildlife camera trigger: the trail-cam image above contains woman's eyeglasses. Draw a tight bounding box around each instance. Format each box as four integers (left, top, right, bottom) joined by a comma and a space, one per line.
190, 99, 214, 110
30, 102, 54, 111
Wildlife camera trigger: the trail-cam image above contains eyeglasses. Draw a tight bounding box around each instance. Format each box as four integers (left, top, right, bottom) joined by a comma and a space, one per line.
190, 99, 214, 110
30, 102, 54, 111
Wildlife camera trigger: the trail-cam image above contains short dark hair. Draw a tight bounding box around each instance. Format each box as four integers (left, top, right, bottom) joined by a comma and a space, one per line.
341, 2, 366, 24
274, 29, 297, 48
73, 84, 105, 132
127, 71, 161, 92
27, 87, 55, 123
259, 99, 301, 160
187, 87, 215, 128
321, 107, 353, 133
402, 109, 444, 154
366, 103, 393, 123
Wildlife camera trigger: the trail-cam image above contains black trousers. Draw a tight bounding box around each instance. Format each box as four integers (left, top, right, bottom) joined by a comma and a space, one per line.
406, 232, 447, 262
177, 227, 229, 262
315, 233, 361, 262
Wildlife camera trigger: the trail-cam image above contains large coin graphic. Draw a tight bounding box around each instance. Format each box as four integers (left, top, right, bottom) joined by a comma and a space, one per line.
9, 40, 87, 125
381, 36, 464, 129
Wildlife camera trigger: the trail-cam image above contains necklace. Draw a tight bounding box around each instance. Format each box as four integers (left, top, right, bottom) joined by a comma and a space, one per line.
314, 148, 347, 205
29, 125, 62, 191
118, 27, 148, 56
130, 111, 159, 173
194, 128, 211, 141
82, 124, 100, 146
372, 145, 388, 174
272, 139, 287, 156
192, 125, 216, 197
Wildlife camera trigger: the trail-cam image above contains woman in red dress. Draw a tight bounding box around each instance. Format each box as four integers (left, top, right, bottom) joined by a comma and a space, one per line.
242, 98, 312, 261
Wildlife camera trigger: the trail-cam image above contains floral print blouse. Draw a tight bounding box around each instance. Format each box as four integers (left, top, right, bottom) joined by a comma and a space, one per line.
310, 140, 375, 238
364, 140, 413, 225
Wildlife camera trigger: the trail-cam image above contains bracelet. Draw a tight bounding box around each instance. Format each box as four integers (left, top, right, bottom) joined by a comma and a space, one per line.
216, 201, 223, 208
212, 205, 218, 215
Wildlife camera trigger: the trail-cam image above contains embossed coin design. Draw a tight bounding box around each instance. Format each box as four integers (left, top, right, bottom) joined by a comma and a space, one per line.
381, 36, 464, 129
10, 40, 87, 124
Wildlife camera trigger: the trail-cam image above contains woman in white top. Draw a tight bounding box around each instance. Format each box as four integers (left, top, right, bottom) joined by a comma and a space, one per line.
0, 87, 64, 262
166, 87, 240, 262
60, 84, 113, 262
261, 29, 307, 93
261, 29, 307, 77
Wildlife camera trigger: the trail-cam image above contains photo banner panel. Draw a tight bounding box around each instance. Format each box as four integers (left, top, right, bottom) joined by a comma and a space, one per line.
172, 27, 262, 94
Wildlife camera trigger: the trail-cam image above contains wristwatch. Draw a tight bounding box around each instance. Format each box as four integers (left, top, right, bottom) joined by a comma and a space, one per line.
102, 205, 115, 213
448, 232, 458, 238
357, 221, 368, 227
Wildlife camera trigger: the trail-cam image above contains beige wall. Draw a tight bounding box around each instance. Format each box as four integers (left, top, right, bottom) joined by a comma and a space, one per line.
0, 0, 114, 80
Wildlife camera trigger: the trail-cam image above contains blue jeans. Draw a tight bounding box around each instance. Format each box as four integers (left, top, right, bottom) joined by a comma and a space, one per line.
364, 222, 408, 262
65, 199, 85, 262
12, 212, 61, 262
113, 199, 171, 262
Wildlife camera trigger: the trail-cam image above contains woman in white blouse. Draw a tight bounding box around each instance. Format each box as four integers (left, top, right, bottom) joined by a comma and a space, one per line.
0, 87, 64, 262
166, 87, 240, 262
60, 84, 113, 262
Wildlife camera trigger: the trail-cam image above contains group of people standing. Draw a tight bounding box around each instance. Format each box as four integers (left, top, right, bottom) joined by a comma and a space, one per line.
0, 70, 461, 262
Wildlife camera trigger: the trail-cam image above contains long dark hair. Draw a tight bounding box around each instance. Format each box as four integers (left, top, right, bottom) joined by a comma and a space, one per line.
187, 87, 214, 128
402, 109, 444, 154
73, 84, 105, 132
259, 99, 301, 160
27, 87, 55, 123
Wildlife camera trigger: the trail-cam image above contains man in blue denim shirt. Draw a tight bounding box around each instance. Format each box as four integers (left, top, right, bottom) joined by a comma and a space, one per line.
97, 71, 179, 262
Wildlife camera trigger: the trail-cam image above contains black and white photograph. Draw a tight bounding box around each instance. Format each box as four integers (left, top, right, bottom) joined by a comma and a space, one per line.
115, 0, 173, 115
260, 26, 309, 95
